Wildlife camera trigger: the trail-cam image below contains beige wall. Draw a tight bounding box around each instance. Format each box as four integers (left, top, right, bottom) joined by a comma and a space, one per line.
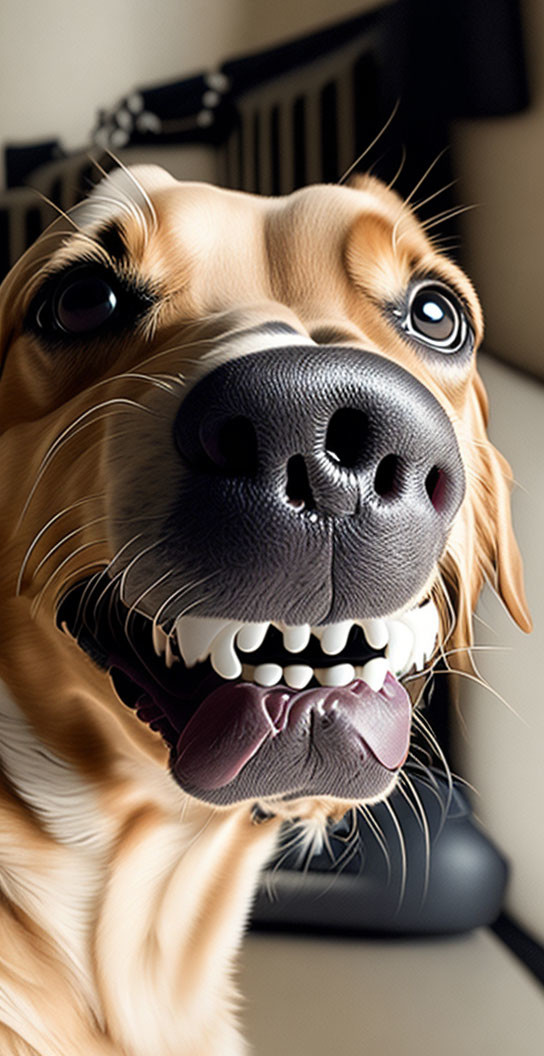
452, 0, 544, 378
0, 0, 380, 168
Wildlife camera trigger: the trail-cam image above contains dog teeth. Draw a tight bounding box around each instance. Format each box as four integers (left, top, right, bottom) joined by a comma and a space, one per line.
164, 634, 177, 668
356, 657, 389, 692
283, 664, 314, 689
236, 622, 270, 652
315, 664, 355, 687
254, 663, 283, 687
170, 601, 439, 684
385, 601, 439, 676
361, 618, 388, 651
209, 624, 244, 679
152, 623, 168, 658
175, 616, 234, 667
385, 620, 413, 676
282, 624, 311, 653
318, 621, 352, 655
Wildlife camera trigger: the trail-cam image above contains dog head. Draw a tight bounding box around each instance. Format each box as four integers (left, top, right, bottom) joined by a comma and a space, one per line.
0, 165, 531, 815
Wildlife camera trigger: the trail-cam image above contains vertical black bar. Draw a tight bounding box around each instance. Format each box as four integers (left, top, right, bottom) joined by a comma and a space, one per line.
0, 209, 11, 280
253, 111, 261, 194
352, 52, 380, 167
25, 207, 42, 250
237, 121, 245, 191
320, 81, 339, 183
270, 105, 280, 195
293, 96, 307, 188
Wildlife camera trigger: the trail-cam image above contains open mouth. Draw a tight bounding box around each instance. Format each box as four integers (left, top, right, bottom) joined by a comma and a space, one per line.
56, 574, 439, 805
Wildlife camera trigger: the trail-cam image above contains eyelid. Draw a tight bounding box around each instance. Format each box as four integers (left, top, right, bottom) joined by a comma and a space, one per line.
410, 275, 476, 330
399, 280, 471, 354
24, 260, 156, 340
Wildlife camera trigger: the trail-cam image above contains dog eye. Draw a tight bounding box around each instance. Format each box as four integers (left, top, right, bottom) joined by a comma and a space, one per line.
49, 267, 119, 335
403, 284, 467, 353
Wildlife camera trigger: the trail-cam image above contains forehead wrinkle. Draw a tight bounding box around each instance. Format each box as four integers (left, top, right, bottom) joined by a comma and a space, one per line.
264, 188, 390, 319
141, 184, 272, 311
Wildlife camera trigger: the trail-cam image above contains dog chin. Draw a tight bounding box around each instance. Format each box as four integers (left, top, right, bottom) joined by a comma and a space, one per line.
56, 574, 438, 807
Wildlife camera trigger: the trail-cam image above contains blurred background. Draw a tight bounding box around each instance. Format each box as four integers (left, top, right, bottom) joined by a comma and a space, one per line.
1, 1, 542, 1053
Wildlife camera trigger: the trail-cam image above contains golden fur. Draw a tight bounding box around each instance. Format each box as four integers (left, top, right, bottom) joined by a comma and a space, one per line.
0, 166, 530, 1055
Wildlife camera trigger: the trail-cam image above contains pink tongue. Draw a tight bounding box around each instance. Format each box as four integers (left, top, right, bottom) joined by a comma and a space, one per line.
174, 672, 411, 791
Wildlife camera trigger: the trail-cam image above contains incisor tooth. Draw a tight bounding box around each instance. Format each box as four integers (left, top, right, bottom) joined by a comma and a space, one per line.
361, 618, 388, 651
282, 624, 311, 653
175, 616, 233, 667
284, 665, 313, 689
315, 664, 355, 687
359, 657, 389, 692
236, 622, 269, 652
254, 663, 282, 687
319, 621, 353, 655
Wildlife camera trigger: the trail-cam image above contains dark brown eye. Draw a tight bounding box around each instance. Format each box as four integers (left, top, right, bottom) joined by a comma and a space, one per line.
405, 284, 467, 353
53, 269, 118, 334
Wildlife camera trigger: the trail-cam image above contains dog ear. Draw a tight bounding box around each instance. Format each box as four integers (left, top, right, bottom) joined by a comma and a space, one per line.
482, 438, 532, 633
469, 370, 532, 633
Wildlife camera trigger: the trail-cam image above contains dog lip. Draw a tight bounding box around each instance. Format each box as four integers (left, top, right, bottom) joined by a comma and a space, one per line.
55, 574, 435, 803
173, 672, 411, 792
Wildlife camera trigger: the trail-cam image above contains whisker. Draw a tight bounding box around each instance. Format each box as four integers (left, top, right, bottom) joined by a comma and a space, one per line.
398, 772, 431, 906
16, 494, 103, 595
385, 144, 407, 193
30, 538, 108, 620
17, 399, 160, 528
338, 98, 400, 185
30, 516, 108, 582
391, 147, 450, 254
356, 803, 392, 883
382, 798, 407, 914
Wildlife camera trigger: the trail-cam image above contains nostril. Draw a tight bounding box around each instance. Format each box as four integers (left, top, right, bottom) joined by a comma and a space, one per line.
325, 407, 369, 468
374, 453, 401, 498
199, 415, 258, 474
286, 454, 315, 510
425, 465, 448, 512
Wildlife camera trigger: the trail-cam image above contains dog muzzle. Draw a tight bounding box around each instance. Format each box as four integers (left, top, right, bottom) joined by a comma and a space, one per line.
58, 342, 465, 806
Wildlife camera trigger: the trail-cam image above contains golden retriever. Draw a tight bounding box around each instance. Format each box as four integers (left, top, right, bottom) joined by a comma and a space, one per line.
0, 165, 530, 1055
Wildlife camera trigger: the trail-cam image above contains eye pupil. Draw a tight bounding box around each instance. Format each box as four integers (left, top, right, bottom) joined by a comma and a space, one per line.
406, 285, 465, 351
55, 273, 118, 334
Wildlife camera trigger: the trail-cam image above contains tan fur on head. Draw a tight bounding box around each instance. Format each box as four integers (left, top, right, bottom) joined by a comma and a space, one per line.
0, 165, 530, 1055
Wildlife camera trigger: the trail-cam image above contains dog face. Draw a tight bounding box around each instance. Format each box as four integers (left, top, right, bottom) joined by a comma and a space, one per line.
0, 166, 531, 813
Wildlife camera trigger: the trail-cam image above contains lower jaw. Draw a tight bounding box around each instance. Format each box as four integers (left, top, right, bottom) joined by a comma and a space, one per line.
57, 576, 414, 807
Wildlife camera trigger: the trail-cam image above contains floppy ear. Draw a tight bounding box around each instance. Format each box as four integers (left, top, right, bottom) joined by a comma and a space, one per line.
470, 370, 532, 633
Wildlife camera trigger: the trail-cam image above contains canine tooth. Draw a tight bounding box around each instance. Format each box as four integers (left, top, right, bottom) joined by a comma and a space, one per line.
398, 601, 439, 671
319, 621, 353, 656
152, 624, 167, 658
284, 665, 313, 689
282, 624, 311, 653
422, 601, 440, 662
175, 616, 234, 667
164, 635, 176, 668
254, 663, 282, 687
236, 622, 270, 652
315, 664, 355, 687
210, 624, 244, 680
359, 657, 389, 692
385, 620, 414, 676
360, 618, 388, 651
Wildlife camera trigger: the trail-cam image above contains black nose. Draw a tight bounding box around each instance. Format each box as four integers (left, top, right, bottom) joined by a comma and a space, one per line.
172, 344, 465, 623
